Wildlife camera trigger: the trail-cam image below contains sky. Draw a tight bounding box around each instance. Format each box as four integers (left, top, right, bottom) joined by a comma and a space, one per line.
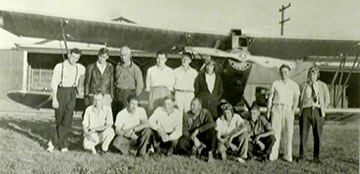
0, 0, 359, 48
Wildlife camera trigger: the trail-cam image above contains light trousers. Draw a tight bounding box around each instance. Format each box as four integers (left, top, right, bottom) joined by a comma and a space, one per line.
83, 127, 115, 151
175, 91, 194, 114
148, 87, 171, 114
269, 104, 294, 161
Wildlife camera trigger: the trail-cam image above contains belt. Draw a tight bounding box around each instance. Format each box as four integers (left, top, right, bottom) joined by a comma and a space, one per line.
117, 88, 135, 91
273, 103, 291, 107
303, 106, 320, 110
151, 86, 168, 89
58, 86, 76, 89
175, 89, 194, 93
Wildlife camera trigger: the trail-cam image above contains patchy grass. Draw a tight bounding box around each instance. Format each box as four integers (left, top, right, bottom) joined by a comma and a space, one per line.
0, 111, 358, 174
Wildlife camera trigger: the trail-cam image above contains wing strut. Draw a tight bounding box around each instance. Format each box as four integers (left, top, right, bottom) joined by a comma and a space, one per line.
334, 49, 360, 107
36, 19, 70, 109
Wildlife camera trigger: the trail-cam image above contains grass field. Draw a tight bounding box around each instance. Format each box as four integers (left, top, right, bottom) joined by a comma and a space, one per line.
0, 111, 358, 174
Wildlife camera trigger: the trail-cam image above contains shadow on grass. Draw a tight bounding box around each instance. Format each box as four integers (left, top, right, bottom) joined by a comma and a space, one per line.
0, 116, 85, 152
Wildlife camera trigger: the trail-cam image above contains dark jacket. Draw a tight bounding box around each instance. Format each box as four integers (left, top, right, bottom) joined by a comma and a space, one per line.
84, 62, 114, 97
194, 73, 223, 101
183, 108, 215, 138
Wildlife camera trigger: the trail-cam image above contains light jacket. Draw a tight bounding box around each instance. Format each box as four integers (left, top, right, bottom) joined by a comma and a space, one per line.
299, 80, 330, 117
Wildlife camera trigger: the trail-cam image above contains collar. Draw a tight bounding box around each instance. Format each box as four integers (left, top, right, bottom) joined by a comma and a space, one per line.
280, 78, 290, 84
190, 110, 202, 119
205, 72, 215, 77
162, 107, 174, 116
220, 115, 233, 123
156, 65, 167, 71
92, 105, 104, 113
181, 66, 190, 72
65, 59, 76, 66
307, 80, 318, 86
248, 117, 259, 125
120, 61, 133, 68
126, 107, 137, 115
97, 61, 107, 67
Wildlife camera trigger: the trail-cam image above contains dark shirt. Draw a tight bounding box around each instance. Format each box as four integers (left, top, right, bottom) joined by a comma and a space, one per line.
84, 62, 114, 97
244, 115, 272, 138
183, 108, 215, 137
115, 62, 144, 96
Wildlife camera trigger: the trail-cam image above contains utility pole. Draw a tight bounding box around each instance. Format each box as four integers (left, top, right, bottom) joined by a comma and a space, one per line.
279, 3, 291, 36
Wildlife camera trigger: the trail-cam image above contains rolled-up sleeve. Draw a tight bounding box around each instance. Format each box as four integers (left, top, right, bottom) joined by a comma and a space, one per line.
51, 64, 61, 91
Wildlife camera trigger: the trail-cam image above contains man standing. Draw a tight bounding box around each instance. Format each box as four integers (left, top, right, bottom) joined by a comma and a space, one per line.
84, 48, 114, 108
244, 104, 276, 162
177, 98, 216, 162
215, 102, 247, 163
299, 67, 330, 163
195, 60, 223, 119
82, 92, 115, 154
174, 53, 198, 114
47, 48, 86, 152
146, 52, 175, 114
113, 95, 151, 157
267, 64, 300, 162
114, 46, 144, 115
148, 95, 182, 155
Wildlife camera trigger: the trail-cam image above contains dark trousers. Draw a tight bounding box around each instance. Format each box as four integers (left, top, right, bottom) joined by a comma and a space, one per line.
113, 89, 136, 119
149, 128, 178, 155
199, 95, 218, 119
248, 135, 276, 158
299, 108, 324, 160
113, 128, 152, 156
52, 87, 76, 149
177, 128, 216, 155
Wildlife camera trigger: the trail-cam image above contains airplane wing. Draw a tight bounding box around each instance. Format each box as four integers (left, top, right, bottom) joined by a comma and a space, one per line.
1, 10, 358, 60
0, 10, 227, 52
248, 37, 359, 59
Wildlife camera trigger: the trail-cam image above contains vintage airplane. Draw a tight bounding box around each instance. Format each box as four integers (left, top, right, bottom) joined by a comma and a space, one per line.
0, 10, 359, 112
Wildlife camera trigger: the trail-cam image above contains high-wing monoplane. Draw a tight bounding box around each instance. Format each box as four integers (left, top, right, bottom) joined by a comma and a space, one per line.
0, 10, 359, 112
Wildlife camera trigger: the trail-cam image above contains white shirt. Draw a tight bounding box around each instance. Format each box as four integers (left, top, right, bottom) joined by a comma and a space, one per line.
82, 105, 113, 130
51, 60, 85, 90
146, 65, 175, 91
270, 79, 300, 106
301, 82, 320, 108
174, 66, 198, 91
96, 61, 107, 75
215, 113, 244, 135
114, 107, 147, 130
205, 73, 216, 93
149, 107, 182, 140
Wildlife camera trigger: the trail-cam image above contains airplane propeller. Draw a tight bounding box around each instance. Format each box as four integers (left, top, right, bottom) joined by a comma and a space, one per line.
184, 46, 296, 70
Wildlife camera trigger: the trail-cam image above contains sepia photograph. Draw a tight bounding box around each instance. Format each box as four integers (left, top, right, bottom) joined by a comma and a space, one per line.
0, 0, 359, 173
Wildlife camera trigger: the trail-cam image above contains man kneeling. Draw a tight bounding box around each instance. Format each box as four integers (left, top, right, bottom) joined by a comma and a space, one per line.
244, 104, 275, 162
112, 95, 151, 156
147, 95, 182, 156
82, 91, 115, 154
177, 98, 216, 162
216, 102, 247, 163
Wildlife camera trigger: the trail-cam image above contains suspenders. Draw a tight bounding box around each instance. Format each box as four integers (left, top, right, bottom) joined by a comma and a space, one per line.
58, 61, 78, 88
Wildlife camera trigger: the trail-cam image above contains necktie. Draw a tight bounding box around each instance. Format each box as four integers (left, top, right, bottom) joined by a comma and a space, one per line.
310, 83, 317, 103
